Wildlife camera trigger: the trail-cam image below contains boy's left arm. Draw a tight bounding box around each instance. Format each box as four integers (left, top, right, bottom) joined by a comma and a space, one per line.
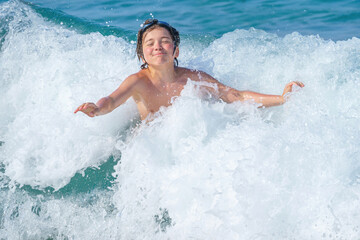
197, 71, 304, 107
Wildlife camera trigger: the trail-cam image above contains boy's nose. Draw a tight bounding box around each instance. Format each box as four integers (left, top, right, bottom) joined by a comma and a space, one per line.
154, 41, 162, 50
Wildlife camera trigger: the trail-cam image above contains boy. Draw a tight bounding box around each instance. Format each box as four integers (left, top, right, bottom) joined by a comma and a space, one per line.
75, 19, 304, 120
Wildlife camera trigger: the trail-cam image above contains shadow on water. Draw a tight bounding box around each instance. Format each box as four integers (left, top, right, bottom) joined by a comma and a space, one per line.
20, 155, 119, 198
0, 155, 120, 238
1, 114, 140, 199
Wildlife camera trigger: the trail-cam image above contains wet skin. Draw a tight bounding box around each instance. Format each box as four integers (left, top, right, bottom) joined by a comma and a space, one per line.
74, 27, 304, 120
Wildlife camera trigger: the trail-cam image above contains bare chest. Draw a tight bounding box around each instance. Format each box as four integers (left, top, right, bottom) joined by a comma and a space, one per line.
134, 81, 186, 119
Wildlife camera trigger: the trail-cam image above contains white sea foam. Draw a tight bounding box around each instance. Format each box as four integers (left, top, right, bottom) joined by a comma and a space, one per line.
1, 0, 360, 239
0, 1, 138, 189
110, 28, 360, 240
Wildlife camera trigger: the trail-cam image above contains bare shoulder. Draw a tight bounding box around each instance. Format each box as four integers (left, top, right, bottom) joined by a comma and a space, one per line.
175, 67, 218, 83
120, 70, 151, 90
109, 70, 150, 99
123, 70, 146, 84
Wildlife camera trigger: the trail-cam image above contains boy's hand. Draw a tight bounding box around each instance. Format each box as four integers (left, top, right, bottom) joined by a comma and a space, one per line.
282, 81, 305, 99
74, 103, 99, 117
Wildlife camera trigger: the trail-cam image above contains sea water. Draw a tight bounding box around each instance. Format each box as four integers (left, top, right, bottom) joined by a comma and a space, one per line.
1, 0, 360, 239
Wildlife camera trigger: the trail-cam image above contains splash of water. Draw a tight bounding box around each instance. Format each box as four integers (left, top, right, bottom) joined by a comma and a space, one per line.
1, 0, 360, 239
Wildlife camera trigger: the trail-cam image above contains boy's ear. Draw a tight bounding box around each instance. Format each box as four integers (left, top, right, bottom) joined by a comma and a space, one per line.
174, 47, 179, 58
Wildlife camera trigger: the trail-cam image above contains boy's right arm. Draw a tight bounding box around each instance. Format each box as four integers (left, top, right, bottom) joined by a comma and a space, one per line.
74, 74, 140, 117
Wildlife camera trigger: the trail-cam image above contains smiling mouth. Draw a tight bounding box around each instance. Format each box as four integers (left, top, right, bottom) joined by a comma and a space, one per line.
153, 53, 165, 56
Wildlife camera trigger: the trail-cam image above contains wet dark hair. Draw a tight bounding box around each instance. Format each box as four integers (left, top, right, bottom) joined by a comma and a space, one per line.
136, 19, 180, 69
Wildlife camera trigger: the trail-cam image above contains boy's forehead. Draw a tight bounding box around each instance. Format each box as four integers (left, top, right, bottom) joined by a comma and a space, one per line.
143, 27, 172, 41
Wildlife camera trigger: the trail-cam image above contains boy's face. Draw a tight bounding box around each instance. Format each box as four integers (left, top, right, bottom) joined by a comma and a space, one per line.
142, 27, 179, 67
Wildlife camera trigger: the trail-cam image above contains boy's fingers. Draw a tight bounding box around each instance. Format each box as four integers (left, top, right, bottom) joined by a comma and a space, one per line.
74, 103, 87, 114
74, 105, 83, 113
295, 81, 304, 87
74, 103, 98, 115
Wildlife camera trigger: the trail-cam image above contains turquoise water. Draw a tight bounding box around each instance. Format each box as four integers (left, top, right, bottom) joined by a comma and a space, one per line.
24, 0, 360, 40
1, 0, 360, 239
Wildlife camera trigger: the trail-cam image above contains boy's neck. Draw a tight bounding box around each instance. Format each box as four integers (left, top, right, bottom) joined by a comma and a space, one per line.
147, 63, 177, 84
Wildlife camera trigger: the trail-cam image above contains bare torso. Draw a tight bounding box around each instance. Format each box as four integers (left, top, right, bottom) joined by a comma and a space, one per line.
131, 67, 198, 119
